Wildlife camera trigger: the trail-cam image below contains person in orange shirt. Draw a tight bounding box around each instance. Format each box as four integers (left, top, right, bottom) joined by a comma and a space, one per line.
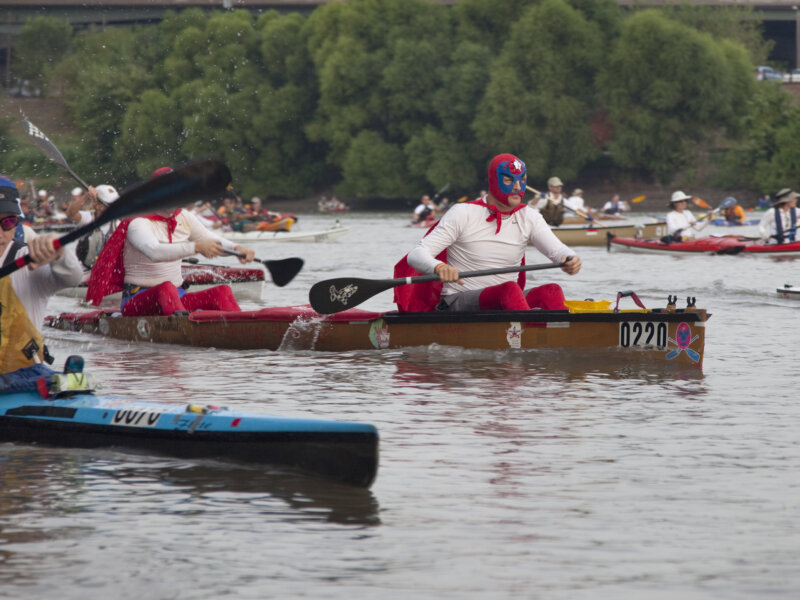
720, 197, 746, 225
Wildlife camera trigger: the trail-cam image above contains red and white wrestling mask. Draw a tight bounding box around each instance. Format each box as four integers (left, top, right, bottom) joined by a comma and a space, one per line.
488, 154, 526, 207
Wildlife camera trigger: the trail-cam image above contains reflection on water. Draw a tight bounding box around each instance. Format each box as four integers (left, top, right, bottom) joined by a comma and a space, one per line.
7, 213, 800, 598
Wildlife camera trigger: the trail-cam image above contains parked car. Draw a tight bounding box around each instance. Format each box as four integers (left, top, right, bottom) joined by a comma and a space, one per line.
784, 68, 800, 83
756, 66, 783, 81
5, 79, 41, 97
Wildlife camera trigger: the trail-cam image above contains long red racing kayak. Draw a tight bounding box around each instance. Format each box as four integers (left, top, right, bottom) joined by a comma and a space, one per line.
607, 233, 800, 256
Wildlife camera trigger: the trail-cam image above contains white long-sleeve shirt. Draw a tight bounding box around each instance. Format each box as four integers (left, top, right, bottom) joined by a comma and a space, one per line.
758, 207, 798, 242
407, 203, 572, 297
666, 209, 707, 238
123, 210, 237, 288
0, 241, 83, 327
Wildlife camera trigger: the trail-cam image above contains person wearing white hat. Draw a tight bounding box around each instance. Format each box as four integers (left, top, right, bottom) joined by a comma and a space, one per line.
65, 184, 121, 272
757, 188, 799, 243
529, 176, 568, 226
665, 190, 709, 241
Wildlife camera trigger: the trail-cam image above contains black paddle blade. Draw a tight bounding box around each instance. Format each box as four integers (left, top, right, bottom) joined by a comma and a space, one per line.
309, 277, 396, 314
102, 159, 231, 224
264, 257, 304, 287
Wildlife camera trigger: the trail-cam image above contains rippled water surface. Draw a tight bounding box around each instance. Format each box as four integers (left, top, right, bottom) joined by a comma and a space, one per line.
2, 212, 799, 599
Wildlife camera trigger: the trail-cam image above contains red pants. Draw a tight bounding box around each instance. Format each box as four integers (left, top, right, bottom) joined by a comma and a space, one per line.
479, 281, 567, 311
122, 282, 241, 317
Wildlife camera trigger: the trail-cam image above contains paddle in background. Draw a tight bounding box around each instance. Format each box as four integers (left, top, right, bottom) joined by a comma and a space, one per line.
223, 250, 303, 287
432, 181, 450, 204
22, 118, 90, 190
692, 196, 736, 221
309, 261, 569, 314
0, 159, 232, 279
526, 185, 594, 223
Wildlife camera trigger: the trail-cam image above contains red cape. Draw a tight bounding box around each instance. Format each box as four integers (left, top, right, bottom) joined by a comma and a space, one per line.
393, 202, 526, 312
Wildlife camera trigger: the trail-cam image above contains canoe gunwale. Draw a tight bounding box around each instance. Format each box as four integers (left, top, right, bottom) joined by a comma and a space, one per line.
380, 309, 708, 325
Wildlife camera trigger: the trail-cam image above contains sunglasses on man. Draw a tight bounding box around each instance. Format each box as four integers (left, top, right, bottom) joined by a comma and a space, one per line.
0, 215, 21, 231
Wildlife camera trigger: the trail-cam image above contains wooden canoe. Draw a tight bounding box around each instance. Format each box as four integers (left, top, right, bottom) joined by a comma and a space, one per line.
46, 300, 709, 368
552, 221, 667, 246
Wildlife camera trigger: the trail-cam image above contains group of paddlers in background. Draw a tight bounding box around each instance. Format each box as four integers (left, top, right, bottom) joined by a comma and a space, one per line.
410, 176, 631, 228
11, 180, 294, 236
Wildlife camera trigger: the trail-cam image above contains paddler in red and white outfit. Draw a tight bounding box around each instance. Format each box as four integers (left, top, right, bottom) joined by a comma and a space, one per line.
0, 176, 84, 372
397, 153, 581, 313
86, 167, 255, 316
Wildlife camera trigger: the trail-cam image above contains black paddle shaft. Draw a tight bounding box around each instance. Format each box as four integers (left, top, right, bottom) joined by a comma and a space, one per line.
309, 260, 568, 314
0, 159, 231, 279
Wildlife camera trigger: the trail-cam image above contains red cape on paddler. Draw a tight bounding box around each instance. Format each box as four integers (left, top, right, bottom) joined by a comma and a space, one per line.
394, 201, 528, 313
86, 205, 255, 316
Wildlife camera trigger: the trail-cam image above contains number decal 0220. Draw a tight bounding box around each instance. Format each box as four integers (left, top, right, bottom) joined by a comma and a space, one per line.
619, 322, 668, 348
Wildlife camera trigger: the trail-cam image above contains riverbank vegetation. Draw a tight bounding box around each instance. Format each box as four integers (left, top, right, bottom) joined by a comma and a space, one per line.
1, 0, 798, 200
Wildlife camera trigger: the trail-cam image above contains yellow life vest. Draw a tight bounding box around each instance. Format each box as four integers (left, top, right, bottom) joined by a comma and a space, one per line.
0, 244, 46, 372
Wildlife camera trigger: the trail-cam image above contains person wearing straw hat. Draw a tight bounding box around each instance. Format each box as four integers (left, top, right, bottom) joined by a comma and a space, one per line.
758, 188, 799, 243
665, 191, 710, 241
529, 176, 567, 226
0, 175, 83, 372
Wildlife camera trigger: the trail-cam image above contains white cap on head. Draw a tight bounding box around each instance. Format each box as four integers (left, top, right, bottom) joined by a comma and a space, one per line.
96, 184, 120, 206
71, 186, 83, 196
37, 189, 47, 199
670, 191, 692, 203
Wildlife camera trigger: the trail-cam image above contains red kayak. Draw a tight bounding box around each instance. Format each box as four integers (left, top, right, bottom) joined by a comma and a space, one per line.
607, 233, 800, 256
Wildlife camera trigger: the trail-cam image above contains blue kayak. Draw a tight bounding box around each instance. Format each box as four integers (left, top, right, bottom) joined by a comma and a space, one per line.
0, 376, 378, 488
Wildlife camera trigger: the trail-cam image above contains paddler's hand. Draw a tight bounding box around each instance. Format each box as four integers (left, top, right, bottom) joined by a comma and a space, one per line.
560, 255, 581, 275
27, 234, 63, 269
233, 245, 255, 264
85, 186, 98, 207
434, 263, 463, 285
195, 239, 226, 259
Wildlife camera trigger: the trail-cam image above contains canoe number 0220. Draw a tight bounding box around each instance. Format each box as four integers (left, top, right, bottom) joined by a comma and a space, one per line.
619, 322, 668, 348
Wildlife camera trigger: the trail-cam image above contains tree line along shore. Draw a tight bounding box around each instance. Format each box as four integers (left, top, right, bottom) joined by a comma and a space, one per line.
1, 0, 796, 206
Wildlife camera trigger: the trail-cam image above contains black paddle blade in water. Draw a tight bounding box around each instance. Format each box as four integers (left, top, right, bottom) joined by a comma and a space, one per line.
309, 277, 398, 314
264, 257, 304, 287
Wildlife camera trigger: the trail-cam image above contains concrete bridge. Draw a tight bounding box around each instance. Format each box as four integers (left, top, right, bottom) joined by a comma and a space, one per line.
1, 0, 798, 87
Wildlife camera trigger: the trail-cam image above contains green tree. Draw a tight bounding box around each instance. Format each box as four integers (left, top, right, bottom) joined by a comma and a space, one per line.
656, 5, 773, 67
304, 0, 452, 197
14, 16, 72, 91
597, 10, 755, 182
473, 0, 604, 183
718, 84, 799, 192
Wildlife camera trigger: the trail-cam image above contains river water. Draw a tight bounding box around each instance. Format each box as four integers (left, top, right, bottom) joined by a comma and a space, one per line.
2, 212, 798, 599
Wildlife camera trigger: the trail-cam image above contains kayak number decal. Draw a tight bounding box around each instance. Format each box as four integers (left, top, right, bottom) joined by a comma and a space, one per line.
112, 409, 163, 427
619, 322, 667, 349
